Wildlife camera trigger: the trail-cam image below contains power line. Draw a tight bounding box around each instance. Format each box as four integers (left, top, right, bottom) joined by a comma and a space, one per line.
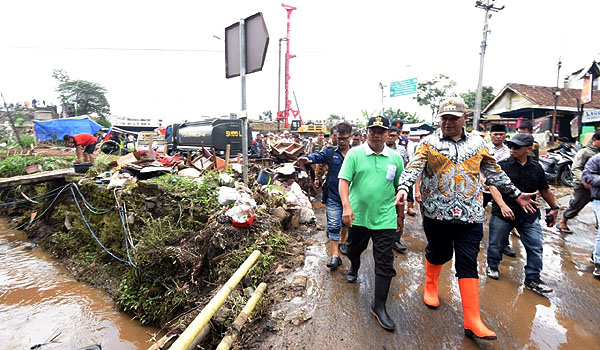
10, 46, 223, 53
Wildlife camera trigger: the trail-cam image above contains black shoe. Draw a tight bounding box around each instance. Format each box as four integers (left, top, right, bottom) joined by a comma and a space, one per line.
339, 243, 349, 256
486, 266, 499, 280
524, 279, 553, 294
502, 246, 517, 257
326, 256, 342, 269
371, 274, 395, 331
594, 264, 600, 278
590, 253, 595, 264
392, 241, 407, 253
347, 263, 359, 283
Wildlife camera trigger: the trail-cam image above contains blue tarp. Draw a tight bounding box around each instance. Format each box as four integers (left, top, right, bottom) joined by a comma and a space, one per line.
34, 117, 104, 142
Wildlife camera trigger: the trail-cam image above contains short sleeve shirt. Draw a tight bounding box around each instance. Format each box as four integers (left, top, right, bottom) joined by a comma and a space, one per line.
338, 143, 404, 230
73, 133, 97, 147
491, 156, 549, 222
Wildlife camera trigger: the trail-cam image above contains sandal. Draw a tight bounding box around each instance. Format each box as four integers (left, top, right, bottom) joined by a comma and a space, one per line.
557, 226, 573, 234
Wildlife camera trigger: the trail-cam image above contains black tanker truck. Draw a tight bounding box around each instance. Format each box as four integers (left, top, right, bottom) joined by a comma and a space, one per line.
165, 119, 253, 156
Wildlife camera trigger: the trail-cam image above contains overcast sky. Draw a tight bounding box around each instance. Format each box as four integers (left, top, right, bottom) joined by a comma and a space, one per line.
1, 0, 599, 125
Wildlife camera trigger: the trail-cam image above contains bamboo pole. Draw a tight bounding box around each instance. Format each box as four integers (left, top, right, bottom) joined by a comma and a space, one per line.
216, 282, 267, 350
224, 144, 231, 170
168, 250, 261, 350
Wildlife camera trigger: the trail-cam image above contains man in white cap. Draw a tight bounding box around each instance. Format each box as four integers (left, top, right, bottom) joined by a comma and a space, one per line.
395, 99, 538, 341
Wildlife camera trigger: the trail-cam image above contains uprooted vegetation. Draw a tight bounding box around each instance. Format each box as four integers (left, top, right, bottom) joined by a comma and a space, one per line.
1, 169, 309, 348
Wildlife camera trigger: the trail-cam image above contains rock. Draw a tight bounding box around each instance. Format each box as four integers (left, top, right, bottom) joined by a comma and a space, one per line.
275, 264, 287, 275
272, 207, 287, 220
291, 275, 307, 290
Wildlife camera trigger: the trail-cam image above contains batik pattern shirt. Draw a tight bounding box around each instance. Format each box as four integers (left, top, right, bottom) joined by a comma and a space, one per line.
397, 129, 521, 224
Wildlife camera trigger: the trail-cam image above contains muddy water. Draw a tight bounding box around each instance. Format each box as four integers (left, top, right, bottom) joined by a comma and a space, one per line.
263, 192, 600, 349
0, 221, 158, 350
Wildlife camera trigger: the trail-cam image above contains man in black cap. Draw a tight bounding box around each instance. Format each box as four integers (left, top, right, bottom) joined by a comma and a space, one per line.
486, 133, 559, 295
517, 120, 539, 161
339, 115, 405, 331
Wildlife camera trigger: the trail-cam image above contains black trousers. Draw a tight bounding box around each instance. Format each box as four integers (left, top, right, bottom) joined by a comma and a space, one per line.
422, 217, 483, 279
347, 225, 396, 278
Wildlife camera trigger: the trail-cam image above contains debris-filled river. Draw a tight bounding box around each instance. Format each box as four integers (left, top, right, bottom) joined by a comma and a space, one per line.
0, 220, 159, 350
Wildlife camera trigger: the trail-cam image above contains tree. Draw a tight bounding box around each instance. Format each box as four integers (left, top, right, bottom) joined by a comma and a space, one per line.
460, 86, 495, 110
52, 69, 111, 117
259, 110, 272, 121
382, 108, 424, 124
95, 116, 112, 128
415, 74, 457, 118
328, 114, 344, 121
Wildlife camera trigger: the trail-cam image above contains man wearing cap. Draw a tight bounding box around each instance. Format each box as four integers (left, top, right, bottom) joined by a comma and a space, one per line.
395, 99, 538, 340
339, 115, 404, 331
517, 120, 539, 161
486, 133, 559, 295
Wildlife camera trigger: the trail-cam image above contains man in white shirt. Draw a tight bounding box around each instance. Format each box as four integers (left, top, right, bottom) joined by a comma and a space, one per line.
483, 124, 515, 257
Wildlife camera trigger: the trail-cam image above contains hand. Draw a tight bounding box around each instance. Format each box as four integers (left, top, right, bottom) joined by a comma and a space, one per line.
314, 179, 321, 188
297, 156, 312, 165
500, 204, 515, 220
482, 184, 490, 191
342, 206, 355, 227
547, 209, 559, 227
395, 190, 408, 206
415, 190, 422, 203
397, 216, 405, 234
515, 192, 540, 214
584, 182, 591, 190
75, 158, 81, 163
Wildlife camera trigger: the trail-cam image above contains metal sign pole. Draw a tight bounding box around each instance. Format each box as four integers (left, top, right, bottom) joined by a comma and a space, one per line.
240, 18, 249, 185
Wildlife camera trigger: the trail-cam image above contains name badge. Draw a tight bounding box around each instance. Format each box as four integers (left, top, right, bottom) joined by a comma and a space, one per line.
386, 164, 397, 181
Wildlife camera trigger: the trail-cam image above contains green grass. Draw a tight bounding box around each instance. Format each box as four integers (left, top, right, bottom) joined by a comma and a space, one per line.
0, 155, 75, 177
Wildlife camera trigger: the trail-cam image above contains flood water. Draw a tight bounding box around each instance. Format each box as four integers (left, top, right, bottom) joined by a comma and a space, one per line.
0, 220, 159, 350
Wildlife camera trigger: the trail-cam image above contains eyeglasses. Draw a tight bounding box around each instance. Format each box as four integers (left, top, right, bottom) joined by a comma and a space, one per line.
507, 144, 526, 149
388, 134, 398, 138
337, 136, 350, 141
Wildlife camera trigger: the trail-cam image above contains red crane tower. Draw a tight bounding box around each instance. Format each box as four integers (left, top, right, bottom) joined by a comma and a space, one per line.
276, 3, 302, 129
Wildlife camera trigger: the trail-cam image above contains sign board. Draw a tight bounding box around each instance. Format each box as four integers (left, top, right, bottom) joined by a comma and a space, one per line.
581, 74, 593, 104
390, 78, 417, 97
582, 110, 600, 123
225, 12, 269, 78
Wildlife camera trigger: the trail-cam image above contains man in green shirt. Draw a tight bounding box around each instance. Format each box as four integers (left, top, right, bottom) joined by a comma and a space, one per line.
339, 116, 404, 331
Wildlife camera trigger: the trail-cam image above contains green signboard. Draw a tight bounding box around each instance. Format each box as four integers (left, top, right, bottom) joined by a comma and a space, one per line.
390, 78, 417, 97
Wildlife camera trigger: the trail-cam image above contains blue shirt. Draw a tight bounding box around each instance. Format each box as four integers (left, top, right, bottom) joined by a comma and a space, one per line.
306, 145, 345, 202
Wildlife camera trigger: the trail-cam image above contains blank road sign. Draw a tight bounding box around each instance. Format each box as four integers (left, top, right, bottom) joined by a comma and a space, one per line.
225, 12, 269, 79
390, 78, 417, 97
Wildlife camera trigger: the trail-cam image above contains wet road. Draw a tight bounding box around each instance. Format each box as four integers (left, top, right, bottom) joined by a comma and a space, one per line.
263, 190, 600, 349
0, 221, 159, 350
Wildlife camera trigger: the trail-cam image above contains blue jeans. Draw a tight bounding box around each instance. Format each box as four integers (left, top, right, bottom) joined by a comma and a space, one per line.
487, 214, 544, 281
326, 197, 344, 241
591, 200, 600, 265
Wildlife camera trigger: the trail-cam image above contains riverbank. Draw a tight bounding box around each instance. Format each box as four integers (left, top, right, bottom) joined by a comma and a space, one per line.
0, 157, 316, 349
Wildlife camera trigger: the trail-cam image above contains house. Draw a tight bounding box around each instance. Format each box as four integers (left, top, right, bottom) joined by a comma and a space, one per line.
482, 83, 600, 140
564, 60, 600, 90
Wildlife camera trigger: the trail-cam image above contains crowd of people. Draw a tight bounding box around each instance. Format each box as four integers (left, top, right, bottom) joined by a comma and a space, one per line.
293, 98, 600, 341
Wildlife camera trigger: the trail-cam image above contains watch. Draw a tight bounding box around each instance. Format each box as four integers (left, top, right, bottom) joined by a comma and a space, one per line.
550, 206, 559, 210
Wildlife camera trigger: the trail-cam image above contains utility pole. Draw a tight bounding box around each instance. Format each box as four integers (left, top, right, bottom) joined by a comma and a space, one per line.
379, 82, 386, 115
473, 0, 504, 131
551, 58, 562, 143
